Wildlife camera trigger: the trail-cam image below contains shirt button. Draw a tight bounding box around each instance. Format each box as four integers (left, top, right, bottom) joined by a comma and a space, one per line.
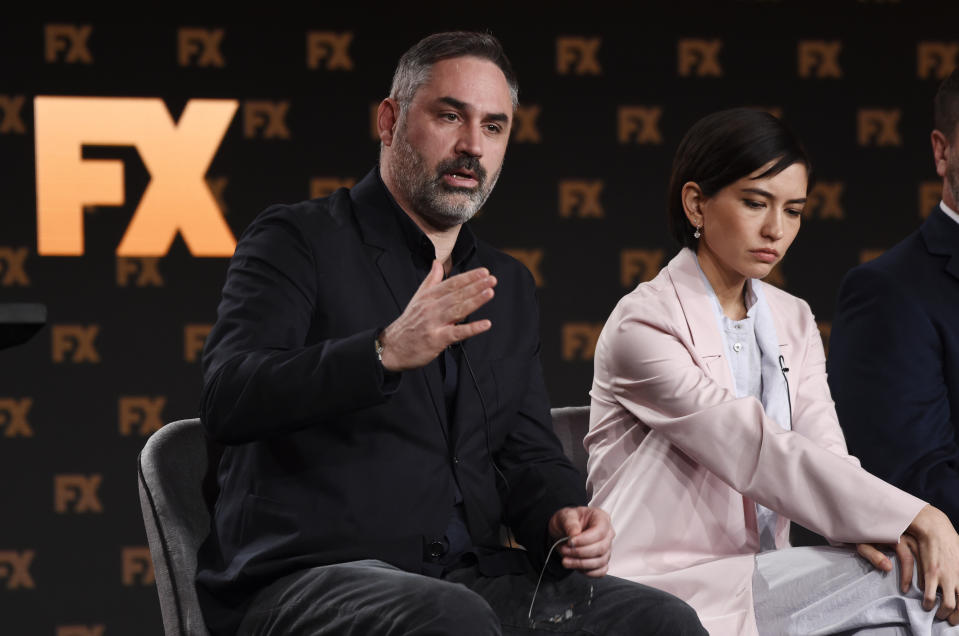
734, 324, 741, 329
733, 342, 743, 353
452, 456, 459, 464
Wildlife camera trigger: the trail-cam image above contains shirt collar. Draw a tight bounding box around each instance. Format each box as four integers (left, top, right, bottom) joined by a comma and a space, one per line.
693, 254, 759, 321
375, 169, 477, 270
940, 200, 959, 227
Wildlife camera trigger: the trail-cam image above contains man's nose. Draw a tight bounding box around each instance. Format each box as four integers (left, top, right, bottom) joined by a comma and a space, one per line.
455, 124, 483, 157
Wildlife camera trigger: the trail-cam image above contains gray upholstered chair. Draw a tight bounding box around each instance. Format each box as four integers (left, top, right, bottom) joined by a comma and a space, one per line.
137, 418, 211, 636
549, 405, 590, 476
136, 407, 592, 635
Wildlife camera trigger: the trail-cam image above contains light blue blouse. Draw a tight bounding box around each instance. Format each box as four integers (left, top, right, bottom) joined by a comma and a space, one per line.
695, 258, 791, 552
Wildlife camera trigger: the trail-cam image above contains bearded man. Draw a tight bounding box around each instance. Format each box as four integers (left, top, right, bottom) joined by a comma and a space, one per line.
195, 31, 704, 636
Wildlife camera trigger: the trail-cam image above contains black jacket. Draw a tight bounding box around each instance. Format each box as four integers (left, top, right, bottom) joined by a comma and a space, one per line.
195, 170, 585, 634
829, 207, 959, 524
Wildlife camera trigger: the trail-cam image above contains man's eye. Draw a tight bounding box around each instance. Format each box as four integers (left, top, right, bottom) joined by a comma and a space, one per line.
486, 124, 502, 133
441, 113, 459, 122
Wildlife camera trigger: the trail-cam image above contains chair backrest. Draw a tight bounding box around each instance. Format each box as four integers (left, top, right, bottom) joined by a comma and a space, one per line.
550, 405, 590, 476
136, 409, 590, 634
137, 418, 211, 636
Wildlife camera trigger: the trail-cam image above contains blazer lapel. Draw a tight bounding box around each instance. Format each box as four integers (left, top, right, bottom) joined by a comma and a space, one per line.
666, 248, 735, 391
350, 171, 450, 440
921, 206, 959, 283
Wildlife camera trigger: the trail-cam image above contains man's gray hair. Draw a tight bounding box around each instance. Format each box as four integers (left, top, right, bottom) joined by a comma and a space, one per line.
389, 31, 519, 112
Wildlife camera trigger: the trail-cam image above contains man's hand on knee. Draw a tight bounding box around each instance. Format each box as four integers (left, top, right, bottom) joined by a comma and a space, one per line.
380, 260, 496, 371
548, 506, 615, 578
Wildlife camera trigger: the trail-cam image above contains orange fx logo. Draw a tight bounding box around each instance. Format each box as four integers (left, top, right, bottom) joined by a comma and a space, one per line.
621, 249, 664, 287
678, 39, 722, 77
798, 40, 842, 78
513, 105, 542, 143
307, 32, 354, 70
559, 180, 604, 218
119, 396, 166, 436
178, 27, 225, 67
34, 96, 238, 256
0, 550, 35, 589
805, 182, 845, 220
918, 42, 959, 79
44, 24, 93, 64
562, 323, 604, 361
0, 95, 26, 134
116, 257, 164, 287
0, 398, 34, 437
244, 101, 291, 139
52, 325, 100, 363
185, 324, 213, 362
0, 246, 30, 286
857, 109, 901, 146
121, 547, 155, 586
54, 474, 103, 513
618, 106, 662, 144
556, 37, 602, 75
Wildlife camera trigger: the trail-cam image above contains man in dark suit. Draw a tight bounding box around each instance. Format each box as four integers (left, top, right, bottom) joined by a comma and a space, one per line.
195, 31, 704, 635
828, 68, 959, 526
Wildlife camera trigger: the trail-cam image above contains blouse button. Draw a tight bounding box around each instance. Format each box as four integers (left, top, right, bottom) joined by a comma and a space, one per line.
733, 342, 743, 353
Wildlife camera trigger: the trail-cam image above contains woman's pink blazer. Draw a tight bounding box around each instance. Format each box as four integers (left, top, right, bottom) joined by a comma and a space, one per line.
586, 248, 925, 635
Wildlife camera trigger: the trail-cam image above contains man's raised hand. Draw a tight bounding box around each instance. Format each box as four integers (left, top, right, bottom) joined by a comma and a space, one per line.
379, 260, 496, 372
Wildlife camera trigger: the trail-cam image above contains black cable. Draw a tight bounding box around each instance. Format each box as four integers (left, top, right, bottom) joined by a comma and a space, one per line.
460, 344, 510, 492
778, 354, 793, 429
459, 343, 514, 548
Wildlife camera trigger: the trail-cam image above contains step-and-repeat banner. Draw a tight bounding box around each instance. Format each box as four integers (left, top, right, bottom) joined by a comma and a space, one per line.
2, 5, 957, 633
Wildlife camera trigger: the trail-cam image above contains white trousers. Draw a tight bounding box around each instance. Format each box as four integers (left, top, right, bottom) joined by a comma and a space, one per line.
753, 546, 959, 635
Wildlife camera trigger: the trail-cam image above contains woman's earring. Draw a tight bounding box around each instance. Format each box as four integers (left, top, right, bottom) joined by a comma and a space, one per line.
693, 225, 702, 239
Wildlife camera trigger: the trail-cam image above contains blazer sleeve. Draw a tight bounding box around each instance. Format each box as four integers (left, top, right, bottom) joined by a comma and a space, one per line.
599, 298, 925, 545
789, 298, 859, 464
200, 205, 396, 444
829, 265, 959, 522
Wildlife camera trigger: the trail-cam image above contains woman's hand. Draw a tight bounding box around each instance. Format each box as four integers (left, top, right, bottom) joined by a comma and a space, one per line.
906, 505, 959, 625
857, 535, 918, 593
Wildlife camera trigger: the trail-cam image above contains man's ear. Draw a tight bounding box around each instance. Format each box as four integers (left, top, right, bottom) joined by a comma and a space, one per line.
377, 98, 400, 146
681, 182, 706, 228
932, 129, 950, 179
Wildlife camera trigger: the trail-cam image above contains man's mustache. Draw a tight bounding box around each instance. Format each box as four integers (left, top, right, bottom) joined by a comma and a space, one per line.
435, 157, 487, 187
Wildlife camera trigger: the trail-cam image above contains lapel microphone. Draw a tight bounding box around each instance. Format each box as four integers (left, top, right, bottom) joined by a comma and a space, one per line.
778, 355, 793, 429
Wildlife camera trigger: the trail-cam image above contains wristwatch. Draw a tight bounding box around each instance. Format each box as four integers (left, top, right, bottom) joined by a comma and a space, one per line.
374, 331, 386, 363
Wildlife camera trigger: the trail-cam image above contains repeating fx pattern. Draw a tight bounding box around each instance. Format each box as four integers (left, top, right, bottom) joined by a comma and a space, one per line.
1, 6, 957, 632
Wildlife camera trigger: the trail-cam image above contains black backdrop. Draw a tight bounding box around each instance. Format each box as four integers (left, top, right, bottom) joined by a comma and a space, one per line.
2, 4, 958, 633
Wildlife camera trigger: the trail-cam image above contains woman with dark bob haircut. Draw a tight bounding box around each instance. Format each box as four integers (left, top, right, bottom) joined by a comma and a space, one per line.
584, 108, 959, 635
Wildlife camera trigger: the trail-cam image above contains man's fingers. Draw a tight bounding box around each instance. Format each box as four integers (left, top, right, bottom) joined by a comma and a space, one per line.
447, 320, 492, 344
565, 524, 611, 551
441, 283, 495, 325
416, 259, 446, 292
558, 509, 583, 539
427, 267, 491, 296
857, 544, 892, 572
561, 554, 610, 575
560, 540, 612, 561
